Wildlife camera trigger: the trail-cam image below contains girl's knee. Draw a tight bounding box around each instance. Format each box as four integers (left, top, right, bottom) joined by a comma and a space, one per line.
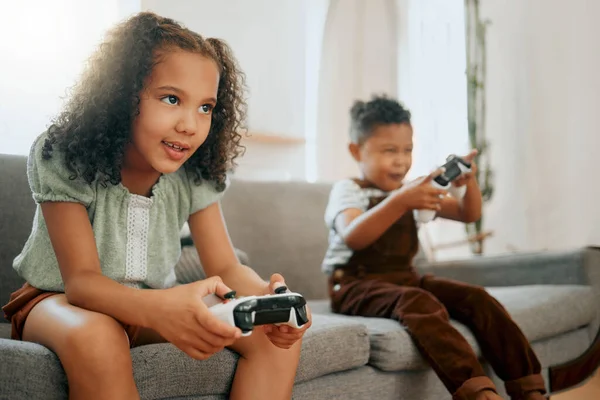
23, 295, 132, 367
235, 330, 301, 365
61, 314, 131, 367
47, 310, 139, 398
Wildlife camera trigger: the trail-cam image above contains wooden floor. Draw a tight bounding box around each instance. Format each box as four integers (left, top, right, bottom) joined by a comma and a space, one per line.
551, 370, 600, 399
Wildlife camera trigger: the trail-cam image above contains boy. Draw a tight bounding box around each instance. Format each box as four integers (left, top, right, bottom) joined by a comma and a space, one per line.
322, 95, 545, 400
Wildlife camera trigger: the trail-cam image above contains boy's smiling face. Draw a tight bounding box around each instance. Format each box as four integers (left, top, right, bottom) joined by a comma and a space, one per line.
349, 122, 414, 192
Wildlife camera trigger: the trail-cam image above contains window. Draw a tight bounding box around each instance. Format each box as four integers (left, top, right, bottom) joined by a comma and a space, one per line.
0, 0, 139, 155
397, 0, 472, 260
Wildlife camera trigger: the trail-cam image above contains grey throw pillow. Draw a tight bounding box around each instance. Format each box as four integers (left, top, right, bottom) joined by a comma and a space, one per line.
175, 245, 250, 284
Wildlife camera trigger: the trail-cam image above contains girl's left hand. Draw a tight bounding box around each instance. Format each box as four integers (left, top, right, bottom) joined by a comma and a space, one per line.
452, 149, 479, 187
262, 273, 312, 349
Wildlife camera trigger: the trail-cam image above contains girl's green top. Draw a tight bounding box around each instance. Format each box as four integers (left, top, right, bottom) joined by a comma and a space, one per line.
13, 132, 228, 291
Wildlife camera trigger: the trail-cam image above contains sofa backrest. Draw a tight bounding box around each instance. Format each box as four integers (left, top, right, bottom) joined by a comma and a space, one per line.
0, 153, 332, 321
221, 179, 332, 300
0, 154, 31, 315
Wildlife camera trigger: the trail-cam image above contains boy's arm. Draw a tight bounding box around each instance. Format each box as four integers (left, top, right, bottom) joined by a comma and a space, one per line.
437, 152, 482, 223
334, 197, 409, 250
437, 178, 482, 223
336, 171, 447, 250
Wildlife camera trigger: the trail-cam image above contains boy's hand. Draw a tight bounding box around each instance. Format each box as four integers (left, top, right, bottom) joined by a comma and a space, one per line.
262, 273, 312, 349
393, 167, 448, 212
452, 149, 478, 187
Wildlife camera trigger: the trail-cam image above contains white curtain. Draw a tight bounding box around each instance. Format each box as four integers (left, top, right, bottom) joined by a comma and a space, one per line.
395, 0, 471, 260
315, 0, 399, 183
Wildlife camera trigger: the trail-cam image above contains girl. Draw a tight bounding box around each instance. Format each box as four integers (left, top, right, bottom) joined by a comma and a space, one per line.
2, 11, 310, 400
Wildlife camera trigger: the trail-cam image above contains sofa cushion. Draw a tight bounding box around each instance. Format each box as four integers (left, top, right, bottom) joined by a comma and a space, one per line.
0, 157, 31, 321
175, 245, 250, 284
309, 284, 595, 372
0, 323, 10, 339
0, 314, 369, 399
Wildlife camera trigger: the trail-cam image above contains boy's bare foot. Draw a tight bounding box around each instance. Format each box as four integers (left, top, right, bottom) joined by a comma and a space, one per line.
476, 389, 504, 400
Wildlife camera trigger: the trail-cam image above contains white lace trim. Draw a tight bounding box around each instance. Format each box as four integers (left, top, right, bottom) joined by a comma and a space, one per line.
125, 194, 152, 285
122, 281, 143, 289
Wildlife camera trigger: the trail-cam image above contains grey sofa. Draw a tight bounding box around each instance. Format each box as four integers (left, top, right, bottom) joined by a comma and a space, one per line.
1, 152, 599, 399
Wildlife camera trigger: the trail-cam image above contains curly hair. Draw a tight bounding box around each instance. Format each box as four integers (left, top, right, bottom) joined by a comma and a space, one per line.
349, 94, 411, 145
42, 11, 247, 191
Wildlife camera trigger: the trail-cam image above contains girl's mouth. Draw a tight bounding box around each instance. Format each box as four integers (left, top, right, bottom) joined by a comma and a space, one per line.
162, 141, 188, 161
162, 141, 187, 151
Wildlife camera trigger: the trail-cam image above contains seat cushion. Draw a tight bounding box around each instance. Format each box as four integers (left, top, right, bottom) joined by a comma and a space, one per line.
309, 284, 595, 372
0, 314, 369, 399
0, 323, 11, 340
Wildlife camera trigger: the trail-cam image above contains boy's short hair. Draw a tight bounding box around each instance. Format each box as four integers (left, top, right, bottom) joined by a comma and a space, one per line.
349, 94, 412, 144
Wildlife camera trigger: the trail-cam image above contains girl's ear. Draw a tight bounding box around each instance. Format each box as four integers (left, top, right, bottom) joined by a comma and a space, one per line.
348, 142, 361, 162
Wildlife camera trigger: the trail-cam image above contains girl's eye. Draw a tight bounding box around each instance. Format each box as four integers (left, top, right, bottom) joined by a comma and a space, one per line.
199, 104, 213, 114
161, 95, 179, 105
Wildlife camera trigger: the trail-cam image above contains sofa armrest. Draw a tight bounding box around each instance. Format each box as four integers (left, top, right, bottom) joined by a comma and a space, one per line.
416, 246, 600, 334
418, 247, 600, 392
415, 246, 600, 288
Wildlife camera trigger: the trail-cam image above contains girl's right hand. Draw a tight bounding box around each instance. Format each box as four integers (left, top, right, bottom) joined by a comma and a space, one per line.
149, 276, 242, 360
392, 167, 448, 211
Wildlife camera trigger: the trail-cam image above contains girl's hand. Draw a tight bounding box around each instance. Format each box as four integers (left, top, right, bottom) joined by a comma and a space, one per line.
150, 277, 242, 360
262, 273, 312, 349
452, 149, 479, 187
392, 167, 448, 212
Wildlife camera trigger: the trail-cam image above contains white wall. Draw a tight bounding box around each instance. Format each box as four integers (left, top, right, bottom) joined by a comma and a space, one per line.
142, 0, 308, 140
0, 1, 317, 181
481, 0, 600, 254
0, 0, 140, 155
142, 0, 316, 180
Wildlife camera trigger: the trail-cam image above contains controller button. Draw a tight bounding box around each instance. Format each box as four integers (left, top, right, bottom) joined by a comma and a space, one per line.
224, 290, 237, 299
274, 286, 288, 294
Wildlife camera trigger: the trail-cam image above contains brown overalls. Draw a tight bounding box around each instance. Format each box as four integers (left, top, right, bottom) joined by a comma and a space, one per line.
328, 180, 546, 400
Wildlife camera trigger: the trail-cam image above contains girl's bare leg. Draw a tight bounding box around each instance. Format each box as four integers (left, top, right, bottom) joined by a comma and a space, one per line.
22, 294, 139, 400
228, 329, 302, 400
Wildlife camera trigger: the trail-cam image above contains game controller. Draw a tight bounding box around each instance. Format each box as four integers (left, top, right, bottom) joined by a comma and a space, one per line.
205, 287, 309, 336
414, 154, 472, 223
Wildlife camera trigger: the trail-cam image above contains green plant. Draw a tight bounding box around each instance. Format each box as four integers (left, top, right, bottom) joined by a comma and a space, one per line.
464, 0, 493, 254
